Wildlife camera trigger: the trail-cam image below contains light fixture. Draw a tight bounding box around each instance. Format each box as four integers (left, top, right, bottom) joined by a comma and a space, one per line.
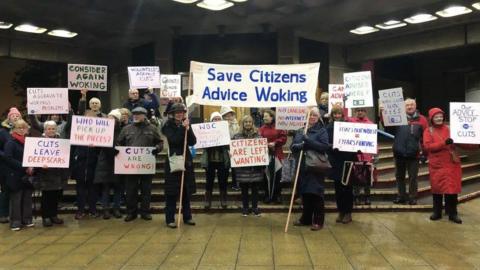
436, 5, 472, 17
0, 21, 13, 29
230, 0, 248, 2
350, 25, 379, 35
473, 2, 480, 10
404, 13, 437, 24
172, 0, 198, 3
197, 0, 234, 10
14, 24, 47, 34
375, 20, 407, 30
48, 29, 77, 38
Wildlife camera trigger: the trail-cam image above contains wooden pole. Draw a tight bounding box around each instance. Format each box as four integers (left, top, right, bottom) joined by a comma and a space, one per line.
284, 109, 312, 233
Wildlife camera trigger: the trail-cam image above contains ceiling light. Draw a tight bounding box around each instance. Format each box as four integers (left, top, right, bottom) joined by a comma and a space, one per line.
230, 0, 248, 2
172, 0, 198, 3
436, 5, 472, 17
197, 0, 234, 11
375, 20, 407, 30
0, 21, 13, 29
14, 24, 47, 34
350, 25, 379, 35
48, 29, 78, 38
404, 13, 437, 24
473, 2, 480, 10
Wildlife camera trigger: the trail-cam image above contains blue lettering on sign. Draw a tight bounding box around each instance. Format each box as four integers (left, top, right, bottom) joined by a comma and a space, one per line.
207, 68, 242, 82
255, 87, 307, 103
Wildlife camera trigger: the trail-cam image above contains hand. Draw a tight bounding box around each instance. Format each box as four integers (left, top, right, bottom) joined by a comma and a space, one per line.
268, 142, 275, 149
42, 165, 48, 169
80, 89, 88, 97
183, 118, 190, 130
114, 149, 120, 156
333, 148, 339, 153
26, 167, 34, 175
146, 87, 153, 93
291, 143, 304, 151
445, 138, 454, 145
151, 149, 159, 155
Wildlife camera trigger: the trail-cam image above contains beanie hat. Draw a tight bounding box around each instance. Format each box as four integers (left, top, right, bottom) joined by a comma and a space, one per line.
210, 112, 222, 121
7, 107, 21, 119
108, 109, 122, 121
220, 106, 234, 116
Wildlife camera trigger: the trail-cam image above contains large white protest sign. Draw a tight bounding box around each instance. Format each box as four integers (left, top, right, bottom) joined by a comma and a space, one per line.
70, 116, 115, 147
379, 88, 407, 126
275, 107, 307, 131
22, 137, 70, 168
114, 147, 156, 174
333, 122, 378, 154
128, 66, 161, 89
68, 64, 108, 91
344, 71, 373, 108
230, 138, 269, 168
27, 88, 69, 115
328, 84, 345, 113
450, 102, 480, 144
160, 74, 181, 98
191, 121, 231, 149
192, 61, 319, 107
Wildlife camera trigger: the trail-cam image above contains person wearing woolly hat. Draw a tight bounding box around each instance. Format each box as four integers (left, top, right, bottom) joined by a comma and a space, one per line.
108, 109, 122, 121
220, 106, 240, 191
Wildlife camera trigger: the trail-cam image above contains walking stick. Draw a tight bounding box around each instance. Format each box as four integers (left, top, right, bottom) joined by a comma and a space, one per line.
284, 109, 311, 233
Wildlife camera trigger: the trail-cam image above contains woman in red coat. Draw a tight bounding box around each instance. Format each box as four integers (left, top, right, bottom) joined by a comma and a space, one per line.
423, 107, 476, 224
259, 109, 287, 204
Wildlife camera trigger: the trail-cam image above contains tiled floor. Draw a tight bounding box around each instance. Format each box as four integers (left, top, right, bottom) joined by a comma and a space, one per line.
1, 200, 480, 270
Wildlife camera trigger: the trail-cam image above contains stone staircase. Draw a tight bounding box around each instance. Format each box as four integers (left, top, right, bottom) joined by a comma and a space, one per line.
55, 141, 480, 213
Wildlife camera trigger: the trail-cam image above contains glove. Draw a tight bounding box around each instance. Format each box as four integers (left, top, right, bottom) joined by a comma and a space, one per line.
445, 138, 454, 145
114, 149, 120, 156
151, 149, 159, 155
291, 143, 304, 152
357, 150, 363, 154
333, 148, 340, 153
301, 134, 309, 142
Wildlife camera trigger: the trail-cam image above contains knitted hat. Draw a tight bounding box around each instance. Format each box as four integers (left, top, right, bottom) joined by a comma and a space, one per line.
210, 112, 222, 121
7, 107, 21, 119
108, 109, 122, 121
220, 106, 235, 116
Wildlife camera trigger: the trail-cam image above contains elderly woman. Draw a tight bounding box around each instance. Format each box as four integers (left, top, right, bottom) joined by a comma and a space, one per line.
233, 115, 265, 217
4, 120, 33, 231
291, 107, 329, 231
37, 121, 69, 227
318, 92, 329, 125
220, 106, 241, 191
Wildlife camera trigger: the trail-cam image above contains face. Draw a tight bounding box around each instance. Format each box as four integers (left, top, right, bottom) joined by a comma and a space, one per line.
320, 95, 328, 106
355, 109, 366, 119
263, 113, 273, 124
132, 113, 145, 123
121, 113, 129, 123
45, 125, 57, 138
405, 100, 417, 114
212, 116, 222, 122
223, 112, 234, 121
432, 113, 444, 125
333, 112, 343, 121
309, 112, 320, 126
14, 125, 28, 136
89, 99, 101, 111
9, 113, 21, 123
129, 89, 139, 100
243, 118, 253, 130
174, 111, 185, 122
50, 114, 60, 122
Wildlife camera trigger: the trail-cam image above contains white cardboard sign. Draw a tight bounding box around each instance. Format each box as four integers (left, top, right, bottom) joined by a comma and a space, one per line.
379, 88, 407, 126
333, 122, 378, 154
191, 121, 231, 149
160, 74, 182, 98
22, 137, 70, 168
275, 107, 307, 131
70, 116, 115, 147
328, 84, 345, 113
127, 66, 161, 89
114, 147, 156, 174
450, 102, 480, 144
27, 88, 69, 115
230, 138, 269, 168
344, 71, 373, 108
68, 64, 108, 91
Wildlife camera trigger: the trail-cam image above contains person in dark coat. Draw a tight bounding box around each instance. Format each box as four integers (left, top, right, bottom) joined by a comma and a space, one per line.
37, 121, 69, 227
94, 110, 124, 219
162, 103, 196, 228
291, 107, 329, 231
233, 115, 265, 217
4, 120, 33, 231
318, 92, 329, 125
326, 105, 356, 224
117, 107, 163, 222
123, 88, 160, 119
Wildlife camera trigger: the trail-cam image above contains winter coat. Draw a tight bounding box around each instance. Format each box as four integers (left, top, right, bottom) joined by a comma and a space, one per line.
117, 120, 162, 148
326, 121, 357, 182
123, 92, 160, 118
228, 119, 240, 139
232, 132, 265, 183
388, 111, 428, 158
347, 116, 374, 162
291, 122, 329, 195
3, 137, 27, 192
94, 120, 122, 184
162, 119, 197, 196
36, 135, 69, 191
258, 123, 287, 160
200, 146, 230, 168
70, 146, 99, 182
29, 112, 72, 139
0, 120, 13, 186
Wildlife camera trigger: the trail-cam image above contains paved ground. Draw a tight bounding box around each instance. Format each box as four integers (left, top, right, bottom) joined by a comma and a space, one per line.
1, 200, 480, 270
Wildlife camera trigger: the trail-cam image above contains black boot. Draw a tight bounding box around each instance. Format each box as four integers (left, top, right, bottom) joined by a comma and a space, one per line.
446, 194, 462, 224
220, 190, 227, 209
204, 191, 212, 210
430, 194, 443, 221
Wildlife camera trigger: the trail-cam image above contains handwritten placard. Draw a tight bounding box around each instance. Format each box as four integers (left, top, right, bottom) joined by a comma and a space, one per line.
328, 84, 345, 113
344, 71, 373, 108
128, 66, 161, 89
333, 122, 378, 154
160, 74, 182, 98
379, 88, 407, 126
68, 64, 108, 91
275, 107, 307, 131
230, 138, 269, 168
191, 121, 231, 149
27, 88, 69, 115
450, 102, 480, 144
114, 147, 156, 174
70, 116, 115, 147
22, 137, 70, 168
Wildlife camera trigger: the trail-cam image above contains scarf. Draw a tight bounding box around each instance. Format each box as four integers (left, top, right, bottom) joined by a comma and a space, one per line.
11, 132, 25, 145
242, 127, 257, 139
407, 110, 419, 121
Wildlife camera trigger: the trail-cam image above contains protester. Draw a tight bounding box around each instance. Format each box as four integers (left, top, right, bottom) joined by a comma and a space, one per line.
119, 108, 132, 127
233, 115, 265, 217
78, 89, 106, 117
380, 98, 428, 205
162, 103, 196, 228
326, 105, 357, 224
259, 109, 287, 204
0, 107, 22, 224
201, 112, 230, 210
117, 107, 163, 222
37, 121, 69, 227
318, 92, 329, 124
29, 113, 70, 139
4, 119, 33, 231
291, 107, 329, 231
123, 88, 159, 118
220, 106, 240, 191
94, 109, 124, 219
423, 108, 479, 224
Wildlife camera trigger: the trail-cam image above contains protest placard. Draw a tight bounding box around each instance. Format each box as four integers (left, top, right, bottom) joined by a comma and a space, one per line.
344, 71, 373, 108
333, 122, 378, 154
191, 121, 231, 149
450, 102, 480, 144
160, 74, 181, 98
114, 147, 156, 174
275, 107, 307, 131
70, 116, 115, 147
230, 138, 269, 168
27, 88, 69, 115
22, 137, 70, 168
127, 66, 161, 89
68, 64, 108, 91
378, 88, 407, 126
192, 61, 319, 107
328, 84, 345, 113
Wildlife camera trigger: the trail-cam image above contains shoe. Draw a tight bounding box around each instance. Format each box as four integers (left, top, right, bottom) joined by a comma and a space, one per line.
51, 217, 64, 225
167, 222, 177, 229
23, 221, 35, 228
336, 213, 345, 223
75, 211, 86, 220
220, 191, 228, 209
232, 185, 240, 191
141, 214, 152, 221
43, 218, 53, 227
393, 198, 406, 204
103, 209, 111, 220
449, 215, 462, 224
241, 209, 249, 217
0, 216, 8, 224
124, 214, 137, 222
364, 197, 371, 205
311, 224, 322, 231
89, 212, 100, 218
253, 208, 261, 217
342, 213, 352, 224
112, 209, 122, 219
409, 200, 417, 205
429, 213, 442, 221
293, 220, 308, 226
204, 191, 212, 210
184, 219, 196, 226
10, 226, 21, 231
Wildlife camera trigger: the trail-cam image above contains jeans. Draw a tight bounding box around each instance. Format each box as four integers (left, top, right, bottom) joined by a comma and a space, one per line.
10, 189, 33, 227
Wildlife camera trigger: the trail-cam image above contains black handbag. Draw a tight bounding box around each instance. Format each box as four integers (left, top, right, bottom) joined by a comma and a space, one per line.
304, 150, 332, 173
